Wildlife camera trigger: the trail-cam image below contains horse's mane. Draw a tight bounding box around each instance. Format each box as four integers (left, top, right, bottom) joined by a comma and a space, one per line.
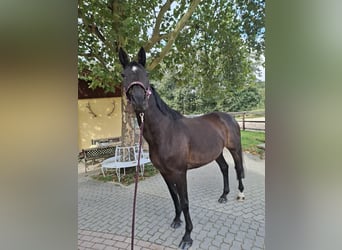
151, 85, 183, 120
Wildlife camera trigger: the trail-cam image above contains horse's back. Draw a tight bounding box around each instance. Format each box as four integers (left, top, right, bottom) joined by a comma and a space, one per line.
197, 112, 239, 131
197, 112, 241, 149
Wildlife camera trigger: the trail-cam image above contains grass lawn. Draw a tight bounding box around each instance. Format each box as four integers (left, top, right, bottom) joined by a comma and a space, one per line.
92, 163, 158, 185
241, 130, 265, 155
92, 130, 265, 185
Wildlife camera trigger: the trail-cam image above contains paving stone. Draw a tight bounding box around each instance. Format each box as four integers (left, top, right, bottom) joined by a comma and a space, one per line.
251, 247, 264, 250
229, 224, 240, 234
135, 240, 151, 248
213, 235, 224, 244
220, 242, 231, 249
254, 235, 265, 248
81, 235, 94, 241
103, 246, 119, 250
207, 229, 218, 238
199, 240, 212, 250
79, 241, 95, 248
242, 238, 254, 250
246, 228, 257, 240
257, 227, 265, 237
208, 245, 220, 250
92, 237, 105, 244
103, 239, 115, 246
92, 243, 106, 250
230, 240, 242, 250
235, 231, 246, 242
78, 152, 264, 250
113, 241, 129, 249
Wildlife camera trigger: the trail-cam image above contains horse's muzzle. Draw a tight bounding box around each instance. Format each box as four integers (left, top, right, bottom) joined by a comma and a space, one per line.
125, 81, 152, 112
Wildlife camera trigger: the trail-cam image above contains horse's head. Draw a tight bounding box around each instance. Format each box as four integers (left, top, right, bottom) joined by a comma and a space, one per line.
119, 47, 152, 113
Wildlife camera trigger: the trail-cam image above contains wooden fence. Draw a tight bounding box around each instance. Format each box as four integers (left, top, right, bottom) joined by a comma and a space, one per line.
228, 111, 265, 131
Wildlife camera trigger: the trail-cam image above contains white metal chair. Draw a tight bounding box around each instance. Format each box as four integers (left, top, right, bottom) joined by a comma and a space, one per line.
101, 145, 151, 182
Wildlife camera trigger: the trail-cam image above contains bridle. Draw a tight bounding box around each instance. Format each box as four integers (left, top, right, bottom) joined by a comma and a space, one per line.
124, 81, 152, 103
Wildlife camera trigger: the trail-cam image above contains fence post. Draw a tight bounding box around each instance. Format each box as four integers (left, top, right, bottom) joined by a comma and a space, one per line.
242, 112, 246, 131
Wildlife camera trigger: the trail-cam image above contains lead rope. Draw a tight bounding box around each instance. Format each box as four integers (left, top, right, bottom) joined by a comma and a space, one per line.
131, 112, 145, 250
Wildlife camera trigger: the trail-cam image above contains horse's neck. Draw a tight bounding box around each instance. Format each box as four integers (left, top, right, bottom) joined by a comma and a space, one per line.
140, 100, 172, 147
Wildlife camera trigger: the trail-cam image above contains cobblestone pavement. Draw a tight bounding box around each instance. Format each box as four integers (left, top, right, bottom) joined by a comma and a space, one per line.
78, 151, 265, 250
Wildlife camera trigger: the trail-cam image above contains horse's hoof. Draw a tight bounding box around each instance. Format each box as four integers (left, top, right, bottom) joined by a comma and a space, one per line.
178, 238, 193, 249
218, 197, 227, 203
171, 219, 182, 229
236, 192, 245, 201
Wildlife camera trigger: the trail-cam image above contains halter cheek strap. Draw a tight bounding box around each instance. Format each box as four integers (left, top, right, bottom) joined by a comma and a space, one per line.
125, 81, 152, 101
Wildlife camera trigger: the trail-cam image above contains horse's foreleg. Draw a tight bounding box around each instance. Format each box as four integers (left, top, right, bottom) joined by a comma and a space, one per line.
175, 173, 193, 250
216, 153, 230, 203
162, 174, 182, 229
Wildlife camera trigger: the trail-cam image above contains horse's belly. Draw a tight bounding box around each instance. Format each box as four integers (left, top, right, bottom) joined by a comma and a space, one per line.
187, 144, 222, 169
187, 159, 214, 169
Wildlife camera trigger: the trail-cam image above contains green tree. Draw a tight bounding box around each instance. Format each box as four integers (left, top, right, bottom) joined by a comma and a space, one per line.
78, 0, 265, 144
216, 84, 262, 112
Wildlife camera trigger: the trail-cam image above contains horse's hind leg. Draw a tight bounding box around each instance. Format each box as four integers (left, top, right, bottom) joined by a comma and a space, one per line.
216, 153, 230, 203
230, 147, 245, 201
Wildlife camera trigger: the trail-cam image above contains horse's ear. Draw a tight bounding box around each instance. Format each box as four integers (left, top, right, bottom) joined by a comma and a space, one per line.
137, 47, 146, 67
119, 47, 129, 67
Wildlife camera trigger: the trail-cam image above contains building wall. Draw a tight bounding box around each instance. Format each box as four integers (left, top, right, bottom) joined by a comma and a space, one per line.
78, 97, 122, 151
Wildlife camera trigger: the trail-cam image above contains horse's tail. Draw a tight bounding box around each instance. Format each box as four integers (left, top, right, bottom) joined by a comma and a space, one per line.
237, 137, 245, 179
235, 115, 245, 179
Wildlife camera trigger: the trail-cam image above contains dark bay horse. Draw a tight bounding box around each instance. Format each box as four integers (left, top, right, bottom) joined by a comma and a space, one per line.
119, 47, 245, 249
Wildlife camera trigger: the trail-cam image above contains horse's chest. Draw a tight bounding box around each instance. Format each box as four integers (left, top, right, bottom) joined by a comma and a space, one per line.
149, 143, 187, 173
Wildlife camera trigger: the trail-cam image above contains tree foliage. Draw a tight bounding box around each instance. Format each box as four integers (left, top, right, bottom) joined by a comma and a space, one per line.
78, 0, 265, 144
78, 0, 265, 93
154, 75, 263, 114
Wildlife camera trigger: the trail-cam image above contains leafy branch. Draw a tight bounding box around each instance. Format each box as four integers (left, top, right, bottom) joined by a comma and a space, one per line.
144, 0, 173, 52
147, 0, 202, 71
78, 1, 116, 54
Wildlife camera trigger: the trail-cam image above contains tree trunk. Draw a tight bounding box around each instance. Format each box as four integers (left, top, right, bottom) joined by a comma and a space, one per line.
111, 0, 135, 146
